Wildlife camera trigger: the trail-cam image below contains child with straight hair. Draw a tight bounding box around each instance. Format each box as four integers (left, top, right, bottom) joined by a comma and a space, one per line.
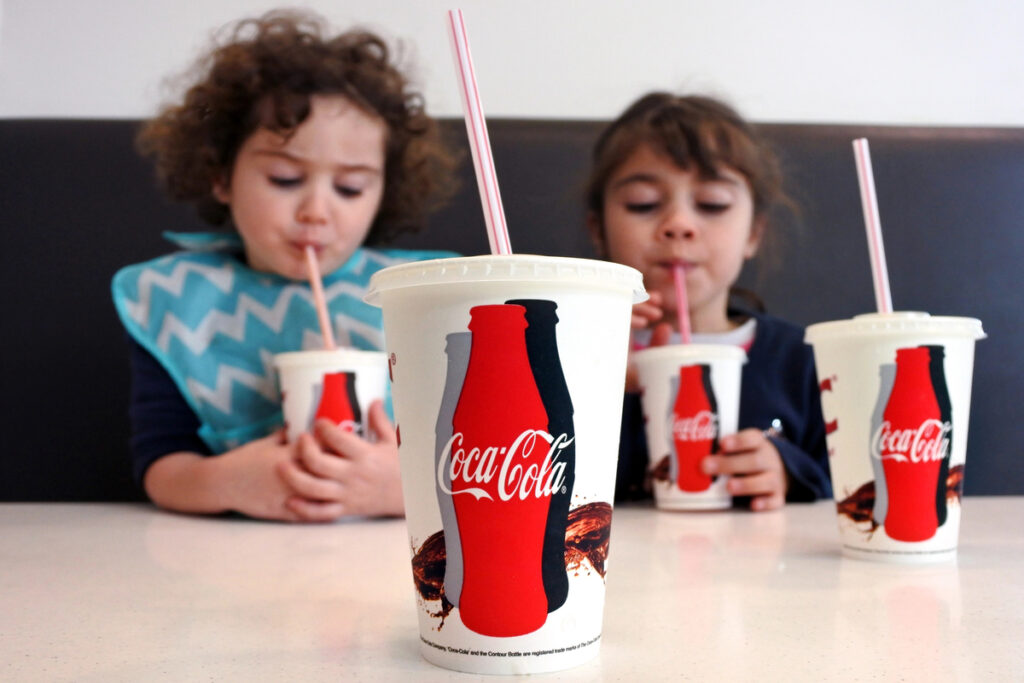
112, 11, 457, 522
585, 92, 830, 511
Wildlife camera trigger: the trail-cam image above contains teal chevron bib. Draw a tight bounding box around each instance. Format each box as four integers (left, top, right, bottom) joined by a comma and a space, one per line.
112, 234, 456, 453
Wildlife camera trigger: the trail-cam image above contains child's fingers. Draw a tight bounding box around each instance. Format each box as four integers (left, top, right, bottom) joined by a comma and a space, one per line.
719, 428, 767, 453
750, 491, 785, 512
702, 452, 762, 476
278, 456, 345, 501
631, 301, 663, 329
631, 312, 651, 329
313, 418, 365, 458
296, 433, 352, 479
366, 400, 396, 445
285, 496, 346, 522
726, 470, 780, 497
650, 322, 673, 347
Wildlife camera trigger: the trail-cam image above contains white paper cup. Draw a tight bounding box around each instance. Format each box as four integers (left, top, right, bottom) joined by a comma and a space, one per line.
274, 349, 387, 443
632, 344, 746, 510
805, 312, 985, 563
365, 254, 645, 674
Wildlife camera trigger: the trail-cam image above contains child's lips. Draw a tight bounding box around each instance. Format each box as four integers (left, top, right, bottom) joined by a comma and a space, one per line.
292, 240, 324, 254
658, 259, 696, 271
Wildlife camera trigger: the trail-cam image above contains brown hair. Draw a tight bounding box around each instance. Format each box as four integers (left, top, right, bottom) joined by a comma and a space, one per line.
586, 91, 793, 230
137, 10, 456, 244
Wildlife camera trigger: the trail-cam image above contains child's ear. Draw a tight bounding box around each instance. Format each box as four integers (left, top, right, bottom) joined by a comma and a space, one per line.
587, 211, 607, 258
744, 216, 766, 259
211, 176, 231, 204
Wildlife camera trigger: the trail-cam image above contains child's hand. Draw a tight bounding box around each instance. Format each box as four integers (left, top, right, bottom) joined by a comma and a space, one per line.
625, 292, 674, 393
280, 400, 404, 519
701, 429, 787, 511
632, 290, 664, 330
209, 429, 315, 522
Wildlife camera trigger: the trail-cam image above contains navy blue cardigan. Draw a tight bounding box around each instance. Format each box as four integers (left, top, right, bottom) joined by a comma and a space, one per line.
615, 311, 832, 504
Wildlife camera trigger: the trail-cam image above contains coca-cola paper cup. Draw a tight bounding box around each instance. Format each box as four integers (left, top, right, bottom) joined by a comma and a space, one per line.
805, 313, 985, 563
632, 344, 746, 510
365, 255, 645, 675
274, 349, 387, 443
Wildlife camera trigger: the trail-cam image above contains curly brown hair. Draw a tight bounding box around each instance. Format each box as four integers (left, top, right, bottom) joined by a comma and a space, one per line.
137, 10, 456, 244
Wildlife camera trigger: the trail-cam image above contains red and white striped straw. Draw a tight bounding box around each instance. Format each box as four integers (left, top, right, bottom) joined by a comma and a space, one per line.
672, 264, 691, 344
852, 138, 893, 314
446, 9, 512, 255
305, 246, 337, 350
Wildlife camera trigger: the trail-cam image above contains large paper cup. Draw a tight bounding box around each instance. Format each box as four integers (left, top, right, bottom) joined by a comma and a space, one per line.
274, 349, 387, 443
365, 255, 644, 674
805, 313, 985, 563
632, 345, 746, 510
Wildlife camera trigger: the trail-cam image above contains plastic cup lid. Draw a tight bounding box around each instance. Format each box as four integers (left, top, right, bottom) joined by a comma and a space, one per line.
632, 343, 748, 366
364, 254, 647, 306
805, 312, 985, 343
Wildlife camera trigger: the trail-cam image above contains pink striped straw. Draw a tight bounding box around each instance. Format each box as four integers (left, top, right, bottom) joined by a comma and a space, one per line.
852, 138, 894, 314
446, 9, 512, 255
304, 246, 337, 350
672, 264, 691, 344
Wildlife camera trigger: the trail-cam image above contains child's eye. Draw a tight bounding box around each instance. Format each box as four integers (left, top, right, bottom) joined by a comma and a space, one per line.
335, 185, 363, 198
625, 202, 659, 214
697, 202, 730, 214
269, 176, 302, 187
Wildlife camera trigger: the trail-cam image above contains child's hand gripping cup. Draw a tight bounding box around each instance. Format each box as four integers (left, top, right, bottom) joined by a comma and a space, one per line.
366, 254, 645, 674
805, 312, 985, 562
632, 345, 746, 510
274, 349, 388, 443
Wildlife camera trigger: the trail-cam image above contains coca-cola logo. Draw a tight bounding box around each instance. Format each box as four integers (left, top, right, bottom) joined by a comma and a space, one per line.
437, 430, 573, 502
672, 410, 718, 442
871, 419, 951, 463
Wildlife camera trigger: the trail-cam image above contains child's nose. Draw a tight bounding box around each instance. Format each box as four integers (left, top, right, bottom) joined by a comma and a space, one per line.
660, 207, 697, 241
297, 184, 330, 225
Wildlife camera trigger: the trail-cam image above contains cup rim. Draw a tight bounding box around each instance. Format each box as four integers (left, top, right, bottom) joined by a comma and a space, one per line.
273, 348, 388, 370
364, 254, 647, 306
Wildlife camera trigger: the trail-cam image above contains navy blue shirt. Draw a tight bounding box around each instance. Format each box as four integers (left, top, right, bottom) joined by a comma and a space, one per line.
128, 338, 210, 486
615, 311, 832, 504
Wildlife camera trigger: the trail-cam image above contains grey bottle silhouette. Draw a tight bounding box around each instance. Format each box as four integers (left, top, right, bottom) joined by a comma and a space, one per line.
871, 363, 896, 527
436, 332, 471, 606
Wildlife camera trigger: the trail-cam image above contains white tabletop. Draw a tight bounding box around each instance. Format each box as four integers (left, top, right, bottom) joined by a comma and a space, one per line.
2, 499, 1022, 681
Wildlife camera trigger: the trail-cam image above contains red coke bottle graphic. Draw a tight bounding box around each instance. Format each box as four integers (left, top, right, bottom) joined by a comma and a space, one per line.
876, 347, 950, 542
507, 298, 575, 614
671, 364, 720, 492
314, 371, 361, 434
450, 304, 551, 637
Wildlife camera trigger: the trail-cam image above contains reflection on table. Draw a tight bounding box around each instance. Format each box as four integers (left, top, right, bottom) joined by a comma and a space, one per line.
2, 499, 1022, 681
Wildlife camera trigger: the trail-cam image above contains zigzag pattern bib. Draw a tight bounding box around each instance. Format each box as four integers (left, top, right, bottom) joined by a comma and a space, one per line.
112, 236, 455, 452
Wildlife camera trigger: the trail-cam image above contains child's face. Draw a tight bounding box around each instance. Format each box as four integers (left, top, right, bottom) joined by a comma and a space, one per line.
213, 95, 387, 279
594, 143, 761, 332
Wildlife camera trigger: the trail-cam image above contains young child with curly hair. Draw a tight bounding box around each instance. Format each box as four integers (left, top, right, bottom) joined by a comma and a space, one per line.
112, 10, 457, 522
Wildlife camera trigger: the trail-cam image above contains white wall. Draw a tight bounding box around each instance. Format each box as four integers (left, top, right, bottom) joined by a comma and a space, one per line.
2, 0, 1022, 125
